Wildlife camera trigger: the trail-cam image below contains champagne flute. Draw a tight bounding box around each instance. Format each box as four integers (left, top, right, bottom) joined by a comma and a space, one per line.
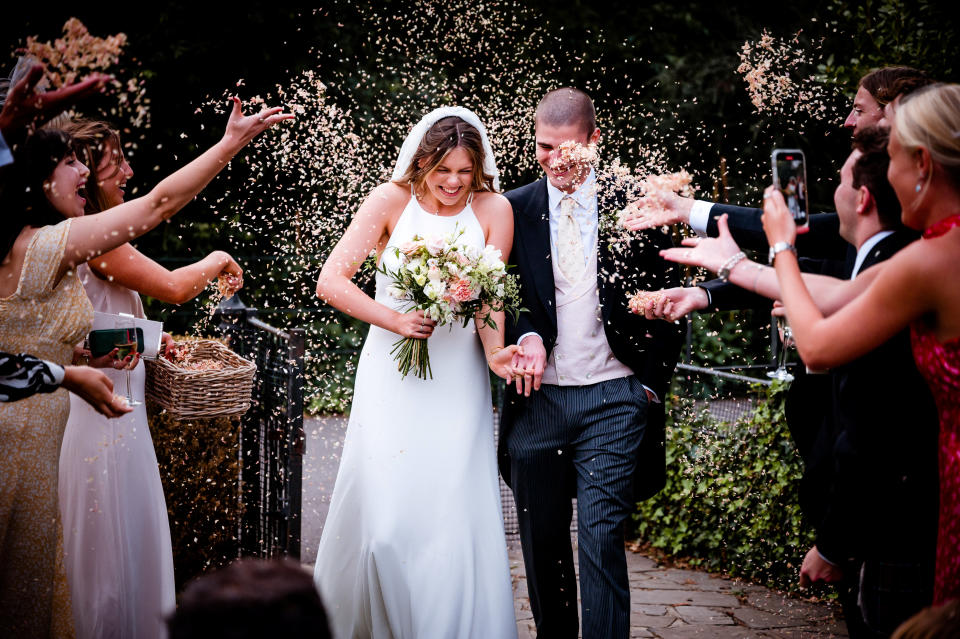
767, 314, 795, 382
114, 315, 143, 407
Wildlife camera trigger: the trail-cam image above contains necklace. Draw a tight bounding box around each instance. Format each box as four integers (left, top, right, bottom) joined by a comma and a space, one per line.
416, 195, 439, 216
922, 212, 960, 239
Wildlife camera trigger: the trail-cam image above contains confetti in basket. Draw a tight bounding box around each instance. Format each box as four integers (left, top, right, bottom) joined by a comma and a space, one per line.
145, 339, 256, 420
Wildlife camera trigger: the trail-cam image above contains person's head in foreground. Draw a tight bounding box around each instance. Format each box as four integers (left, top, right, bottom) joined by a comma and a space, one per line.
167, 558, 331, 639
892, 599, 960, 639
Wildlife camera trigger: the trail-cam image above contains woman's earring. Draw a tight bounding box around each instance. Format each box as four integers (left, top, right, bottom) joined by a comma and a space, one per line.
916, 174, 926, 192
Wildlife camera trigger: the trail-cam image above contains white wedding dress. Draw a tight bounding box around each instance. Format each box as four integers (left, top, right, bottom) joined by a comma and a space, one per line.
313, 195, 517, 639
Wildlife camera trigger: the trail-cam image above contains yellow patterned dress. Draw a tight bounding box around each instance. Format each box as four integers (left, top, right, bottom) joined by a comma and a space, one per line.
0, 220, 93, 639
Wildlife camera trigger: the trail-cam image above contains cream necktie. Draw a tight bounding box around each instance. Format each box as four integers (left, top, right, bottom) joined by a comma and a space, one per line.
557, 195, 585, 283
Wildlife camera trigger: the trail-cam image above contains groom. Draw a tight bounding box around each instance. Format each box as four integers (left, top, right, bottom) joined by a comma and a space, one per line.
501, 88, 683, 638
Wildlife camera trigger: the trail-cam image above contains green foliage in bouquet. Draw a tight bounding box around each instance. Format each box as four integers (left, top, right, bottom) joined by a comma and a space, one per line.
633, 381, 814, 593
147, 407, 243, 590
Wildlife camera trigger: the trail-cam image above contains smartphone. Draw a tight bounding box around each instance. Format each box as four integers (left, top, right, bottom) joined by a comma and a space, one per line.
88, 328, 145, 359
771, 148, 809, 227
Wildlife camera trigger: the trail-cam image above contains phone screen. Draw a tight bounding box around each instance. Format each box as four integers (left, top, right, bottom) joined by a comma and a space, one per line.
771, 149, 809, 226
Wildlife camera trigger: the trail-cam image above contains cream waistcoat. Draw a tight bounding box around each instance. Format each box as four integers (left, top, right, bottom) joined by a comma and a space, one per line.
542, 243, 634, 386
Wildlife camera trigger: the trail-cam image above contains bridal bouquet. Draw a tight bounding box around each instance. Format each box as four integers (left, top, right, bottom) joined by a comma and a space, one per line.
380, 226, 522, 380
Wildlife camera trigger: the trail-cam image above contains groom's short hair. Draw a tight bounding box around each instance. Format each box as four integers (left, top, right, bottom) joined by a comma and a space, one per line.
536, 88, 596, 136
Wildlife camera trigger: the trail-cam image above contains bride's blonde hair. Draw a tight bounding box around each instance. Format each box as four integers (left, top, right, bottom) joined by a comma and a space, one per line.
392, 116, 497, 196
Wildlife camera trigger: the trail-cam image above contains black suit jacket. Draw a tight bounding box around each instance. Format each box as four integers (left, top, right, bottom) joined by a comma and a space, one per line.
706, 203, 848, 259
699, 203, 853, 311
499, 177, 684, 500
800, 230, 938, 569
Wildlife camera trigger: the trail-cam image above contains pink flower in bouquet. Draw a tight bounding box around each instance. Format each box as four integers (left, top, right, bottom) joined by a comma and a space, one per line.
455, 251, 471, 266
426, 236, 446, 256
399, 239, 425, 255
450, 278, 477, 303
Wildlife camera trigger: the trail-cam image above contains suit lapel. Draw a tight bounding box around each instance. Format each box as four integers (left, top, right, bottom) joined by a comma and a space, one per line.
519, 179, 557, 330
858, 229, 919, 274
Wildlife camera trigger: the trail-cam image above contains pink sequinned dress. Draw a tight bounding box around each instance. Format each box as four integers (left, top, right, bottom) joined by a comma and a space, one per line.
910, 213, 960, 603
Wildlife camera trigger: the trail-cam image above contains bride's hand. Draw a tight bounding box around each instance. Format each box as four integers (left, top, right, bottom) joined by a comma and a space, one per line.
221, 96, 294, 151
659, 214, 743, 273
488, 344, 522, 381
393, 310, 436, 339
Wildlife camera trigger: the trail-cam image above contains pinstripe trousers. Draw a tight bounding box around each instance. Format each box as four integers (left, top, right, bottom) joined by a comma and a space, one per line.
507, 375, 648, 639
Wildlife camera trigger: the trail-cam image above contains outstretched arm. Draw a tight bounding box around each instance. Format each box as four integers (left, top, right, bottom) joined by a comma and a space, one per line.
90, 243, 242, 305
0, 64, 110, 145
61, 98, 292, 279
660, 214, 878, 315
761, 187, 932, 369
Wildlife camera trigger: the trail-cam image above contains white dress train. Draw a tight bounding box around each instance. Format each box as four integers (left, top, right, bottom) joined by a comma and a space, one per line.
313, 195, 517, 639
58, 264, 175, 639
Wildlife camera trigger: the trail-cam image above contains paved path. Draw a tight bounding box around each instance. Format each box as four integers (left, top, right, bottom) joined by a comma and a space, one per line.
303, 416, 846, 638
510, 548, 846, 638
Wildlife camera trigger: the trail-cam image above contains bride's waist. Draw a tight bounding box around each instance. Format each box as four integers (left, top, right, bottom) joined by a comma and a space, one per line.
365, 319, 478, 347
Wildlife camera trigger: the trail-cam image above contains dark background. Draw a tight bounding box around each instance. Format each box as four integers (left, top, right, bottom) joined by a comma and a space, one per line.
5, 0, 958, 407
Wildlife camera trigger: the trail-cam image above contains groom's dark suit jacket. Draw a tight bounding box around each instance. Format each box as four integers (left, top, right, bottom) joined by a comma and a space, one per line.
499, 177, 684, 501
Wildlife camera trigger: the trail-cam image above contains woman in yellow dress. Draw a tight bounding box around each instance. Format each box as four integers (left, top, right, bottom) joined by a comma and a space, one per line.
0, 98, 290, 638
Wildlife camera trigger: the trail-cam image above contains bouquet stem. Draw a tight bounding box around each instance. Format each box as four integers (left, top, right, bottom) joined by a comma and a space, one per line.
390, 337, 433, 380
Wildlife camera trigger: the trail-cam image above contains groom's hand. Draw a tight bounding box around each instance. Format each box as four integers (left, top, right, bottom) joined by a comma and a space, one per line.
513, 335, 546, 397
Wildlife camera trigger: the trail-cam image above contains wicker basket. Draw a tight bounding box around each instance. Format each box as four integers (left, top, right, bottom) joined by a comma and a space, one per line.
145, 339, 256, 420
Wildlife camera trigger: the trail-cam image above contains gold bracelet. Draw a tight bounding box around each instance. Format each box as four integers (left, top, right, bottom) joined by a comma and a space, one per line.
489, 346, 504, 356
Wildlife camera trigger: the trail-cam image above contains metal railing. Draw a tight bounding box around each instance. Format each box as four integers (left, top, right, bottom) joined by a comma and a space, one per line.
215, 296, 306, 560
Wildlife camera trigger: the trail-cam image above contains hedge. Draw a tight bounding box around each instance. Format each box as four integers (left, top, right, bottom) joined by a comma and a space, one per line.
634, 382, 814, 592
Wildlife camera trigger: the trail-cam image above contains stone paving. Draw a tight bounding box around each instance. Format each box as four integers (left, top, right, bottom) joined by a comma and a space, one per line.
303, 416, 847, 638
510, 548, 848, 639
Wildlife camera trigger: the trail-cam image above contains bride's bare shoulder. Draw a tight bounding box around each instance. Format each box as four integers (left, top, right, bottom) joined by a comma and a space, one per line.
368, 182, 410, 205
357, 182, 410, 220
471, 191, 511, 217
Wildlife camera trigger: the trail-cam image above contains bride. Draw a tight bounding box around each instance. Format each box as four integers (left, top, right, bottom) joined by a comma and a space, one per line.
313, 107, 519, 638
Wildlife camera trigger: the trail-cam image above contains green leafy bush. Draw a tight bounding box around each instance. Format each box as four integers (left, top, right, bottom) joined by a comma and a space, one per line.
634, 381, 814, 592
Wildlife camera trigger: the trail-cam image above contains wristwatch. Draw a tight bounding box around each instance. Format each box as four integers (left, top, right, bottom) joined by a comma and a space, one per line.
768, 242, 796, 265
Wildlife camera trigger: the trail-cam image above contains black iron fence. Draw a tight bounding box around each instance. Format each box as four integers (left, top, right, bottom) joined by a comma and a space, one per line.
215, 297, 306, 560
